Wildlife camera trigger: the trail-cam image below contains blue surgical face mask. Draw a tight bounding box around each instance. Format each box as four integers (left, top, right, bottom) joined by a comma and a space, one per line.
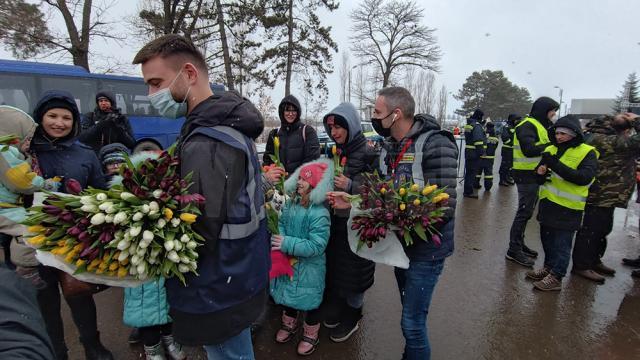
148, 70, 191, 119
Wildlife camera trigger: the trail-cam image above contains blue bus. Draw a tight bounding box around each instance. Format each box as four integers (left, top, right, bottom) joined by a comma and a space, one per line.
0, 59, 224, 152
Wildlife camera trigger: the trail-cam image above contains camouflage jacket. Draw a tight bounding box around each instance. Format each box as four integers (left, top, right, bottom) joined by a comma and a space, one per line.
586, 127, 640, 208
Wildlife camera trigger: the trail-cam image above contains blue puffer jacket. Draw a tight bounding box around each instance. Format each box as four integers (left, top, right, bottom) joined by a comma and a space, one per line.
270, 159, 332, 311
123, 278, 171, 328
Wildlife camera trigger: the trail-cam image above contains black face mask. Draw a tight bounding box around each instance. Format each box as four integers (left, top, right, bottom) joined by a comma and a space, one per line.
371, 112, 395, 137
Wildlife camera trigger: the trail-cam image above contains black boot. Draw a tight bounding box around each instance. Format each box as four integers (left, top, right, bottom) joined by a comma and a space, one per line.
329, 306, 362, 342
81, 332, 114, 360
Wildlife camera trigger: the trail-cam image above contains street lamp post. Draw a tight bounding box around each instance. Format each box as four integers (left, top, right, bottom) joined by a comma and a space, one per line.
348, 64, 359, 104
554, 86, 563, 116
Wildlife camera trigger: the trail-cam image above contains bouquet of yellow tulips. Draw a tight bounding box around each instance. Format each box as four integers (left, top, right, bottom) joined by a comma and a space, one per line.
348, 172, 450, 251
23, 148, 205, 286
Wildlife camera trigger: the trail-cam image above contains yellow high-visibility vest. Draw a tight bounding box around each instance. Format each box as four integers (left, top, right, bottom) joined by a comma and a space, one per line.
539, 143, 599, 210
512, 117, 549, 170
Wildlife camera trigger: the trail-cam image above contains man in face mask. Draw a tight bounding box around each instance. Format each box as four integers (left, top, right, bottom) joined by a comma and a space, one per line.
572, 112, 640, 283
134, 35, 268, 359
364, 87, 458, 359
506, 96, 559, 268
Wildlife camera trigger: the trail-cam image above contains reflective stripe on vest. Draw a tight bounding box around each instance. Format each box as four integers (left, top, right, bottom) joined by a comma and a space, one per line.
512, 117, 549, 171
187, 126, 265, 239
379, 131, 435, 187
539, 143, 598, 211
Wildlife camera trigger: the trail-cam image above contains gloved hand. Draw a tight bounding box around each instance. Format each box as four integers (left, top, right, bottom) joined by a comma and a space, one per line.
541, 152, 559, 167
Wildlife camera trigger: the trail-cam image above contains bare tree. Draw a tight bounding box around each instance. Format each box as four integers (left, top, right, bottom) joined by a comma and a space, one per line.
403, 69, 435, 115
0, 0, 124, 71
339, 51, 350, 103
436, 84, 447, 126
350, 0, 441, 87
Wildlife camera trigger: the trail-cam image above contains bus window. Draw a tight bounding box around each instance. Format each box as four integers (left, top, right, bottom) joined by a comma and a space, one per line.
98, 80, 158, 116
0, 74, 38, 113
40, 76, 97, 114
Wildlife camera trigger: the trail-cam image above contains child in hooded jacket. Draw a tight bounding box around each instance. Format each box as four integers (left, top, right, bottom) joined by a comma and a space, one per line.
270, 159, 332, 356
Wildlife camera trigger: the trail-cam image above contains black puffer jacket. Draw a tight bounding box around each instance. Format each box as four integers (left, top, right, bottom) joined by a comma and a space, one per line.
79, 91, 136, 153
380, 114, 458, 261
536, 115, 599, 231
322, 103, 376, 294
263, 95, 320, 174
512, 97, 559, 183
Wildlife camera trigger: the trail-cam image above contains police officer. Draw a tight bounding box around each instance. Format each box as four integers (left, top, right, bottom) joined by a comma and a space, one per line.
499, 114, 521, 186
476, 122, 499, 191
463, 109, 486, 198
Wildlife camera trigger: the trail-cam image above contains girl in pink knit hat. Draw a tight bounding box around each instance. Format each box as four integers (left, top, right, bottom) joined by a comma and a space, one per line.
270, 158, 333, 355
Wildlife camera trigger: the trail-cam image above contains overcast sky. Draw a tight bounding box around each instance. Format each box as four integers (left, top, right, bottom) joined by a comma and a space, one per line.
3, 0, 639, 117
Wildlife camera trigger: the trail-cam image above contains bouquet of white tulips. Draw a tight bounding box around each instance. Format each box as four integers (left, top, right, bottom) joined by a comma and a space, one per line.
23, 148, 205, 286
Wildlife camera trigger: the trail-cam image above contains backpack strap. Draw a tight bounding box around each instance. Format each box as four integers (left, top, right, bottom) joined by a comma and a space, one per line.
411, 130, 437, 187
302, 124, 307, 143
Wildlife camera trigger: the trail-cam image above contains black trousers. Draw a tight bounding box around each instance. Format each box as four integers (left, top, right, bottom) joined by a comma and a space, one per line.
572, 205, 615, 271
475, 158, 495, 190
140, 323, 173, 346
508, 183, 540, 254
37, 266, 100, 360
499, 149, 513, 182
283, 306, 322, 325
464, 156, 480, 195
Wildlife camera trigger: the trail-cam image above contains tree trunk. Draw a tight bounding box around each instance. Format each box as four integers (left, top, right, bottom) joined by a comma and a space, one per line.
284, 0, 294, 96
56, 0, 91, 71
215, 0, 234, 90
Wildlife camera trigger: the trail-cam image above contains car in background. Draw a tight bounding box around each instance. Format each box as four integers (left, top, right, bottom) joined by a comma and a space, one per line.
361, 121, 383, 151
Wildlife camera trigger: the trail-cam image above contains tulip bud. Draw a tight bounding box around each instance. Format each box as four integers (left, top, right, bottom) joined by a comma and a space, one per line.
117, 240, 131, 251
164, 240, 174, 252
137, 246, 146, 256
157, 218, 167, 228
90, 213, 106, 225
142, 230, 154, 242
104, 214, 114, 223
131, 254, 141, 266
81, 204, 98, 213
168, 250, 180, 263
186, 241, 198, 250
116, 251, 128, 263
139, 239, 150, 249
121, 191, 136, 200
178, 264, 190, 273
80, 196, 95, 205
137, 263, 146, 275
180, 255, 190, 264
129, 266, 138, 275
171, 218, 180, 227
149, 201, 160, 212
129, 226, 142, 238
132, 212, 144, 222
113, 212, 128, 224
141, 204, 150, 214
180, 234, 190, 243
65, 178, 82, 195
174, 241, 183, 251
96, 193, 108, 202
153, 189, 163, 199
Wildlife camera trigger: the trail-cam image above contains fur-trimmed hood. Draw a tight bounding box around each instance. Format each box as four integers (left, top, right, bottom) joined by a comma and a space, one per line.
284, 158, 333, 205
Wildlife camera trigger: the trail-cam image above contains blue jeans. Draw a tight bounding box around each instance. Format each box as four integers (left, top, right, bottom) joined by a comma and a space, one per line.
203, 328, 254, 360
540, 225, 575, 278
394, 259, 445, 360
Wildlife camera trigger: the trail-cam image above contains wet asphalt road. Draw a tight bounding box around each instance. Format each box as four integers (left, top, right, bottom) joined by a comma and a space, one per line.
54, 180, 640, 360
42, 148, 640, 359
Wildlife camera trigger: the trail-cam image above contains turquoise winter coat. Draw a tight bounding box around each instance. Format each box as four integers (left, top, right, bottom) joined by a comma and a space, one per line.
123, 277, 171, 328
270, 158, 332, 311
